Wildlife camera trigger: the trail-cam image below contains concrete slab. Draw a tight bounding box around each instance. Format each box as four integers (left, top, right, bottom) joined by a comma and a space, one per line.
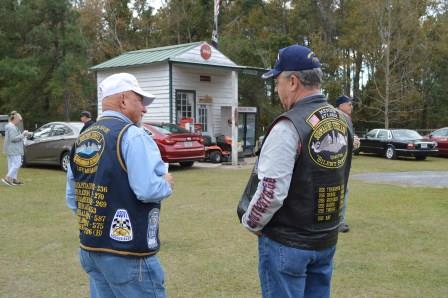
351, 171, 448, 188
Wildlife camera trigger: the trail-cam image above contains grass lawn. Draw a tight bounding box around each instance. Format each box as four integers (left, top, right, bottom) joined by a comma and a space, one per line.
0, 137, 447, 297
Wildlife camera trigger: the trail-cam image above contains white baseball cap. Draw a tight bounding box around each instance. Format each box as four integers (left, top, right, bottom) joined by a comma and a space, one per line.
98, 73, 155, 106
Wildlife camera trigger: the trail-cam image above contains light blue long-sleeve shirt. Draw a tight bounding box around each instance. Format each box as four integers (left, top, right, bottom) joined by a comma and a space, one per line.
66, 111, 172, 212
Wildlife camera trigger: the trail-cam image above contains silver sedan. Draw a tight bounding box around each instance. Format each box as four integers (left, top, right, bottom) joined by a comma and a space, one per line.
24, 122, 83, 171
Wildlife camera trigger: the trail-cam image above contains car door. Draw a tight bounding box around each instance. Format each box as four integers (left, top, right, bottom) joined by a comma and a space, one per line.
361, 129, 378, 153
375, 129, 390, 154
25, 123, 55, 163
47, 124, 76, 163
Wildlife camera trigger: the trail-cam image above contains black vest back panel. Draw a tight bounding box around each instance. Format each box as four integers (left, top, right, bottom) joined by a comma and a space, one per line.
263, 95, 353, 250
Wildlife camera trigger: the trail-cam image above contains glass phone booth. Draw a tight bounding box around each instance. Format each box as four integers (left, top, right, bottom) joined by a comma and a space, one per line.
237, 107, 257, 156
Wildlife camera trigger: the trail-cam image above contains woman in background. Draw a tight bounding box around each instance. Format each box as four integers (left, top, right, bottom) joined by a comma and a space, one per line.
2, 111, 28, 186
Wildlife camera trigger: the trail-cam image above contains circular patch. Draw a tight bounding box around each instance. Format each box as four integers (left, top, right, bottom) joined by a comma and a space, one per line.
308, 118, 348, 168
73, 130, 105, 168
200, 44, 212, 60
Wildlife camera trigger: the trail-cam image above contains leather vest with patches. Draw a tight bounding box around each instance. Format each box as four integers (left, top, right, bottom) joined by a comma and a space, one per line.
71, 117, 161, 257
263, 95, 353, 250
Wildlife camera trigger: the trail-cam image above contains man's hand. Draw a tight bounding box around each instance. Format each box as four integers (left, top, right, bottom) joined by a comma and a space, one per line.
164, 173, 174, 188
353, 135, 360, 149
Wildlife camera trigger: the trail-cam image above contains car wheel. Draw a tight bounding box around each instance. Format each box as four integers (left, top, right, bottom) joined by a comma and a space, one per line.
209, 151, 222, 163
61, 151, 70, 172
385, 145, 397, 160
179, 161, 194, 168
416, 156, 426, 161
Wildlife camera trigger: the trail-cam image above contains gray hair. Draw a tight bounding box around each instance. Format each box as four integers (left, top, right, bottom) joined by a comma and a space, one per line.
282, 68, 323, 89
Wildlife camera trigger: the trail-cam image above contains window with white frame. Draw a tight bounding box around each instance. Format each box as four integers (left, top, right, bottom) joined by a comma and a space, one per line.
198, 104, 208, 132
175, 90, 195, 122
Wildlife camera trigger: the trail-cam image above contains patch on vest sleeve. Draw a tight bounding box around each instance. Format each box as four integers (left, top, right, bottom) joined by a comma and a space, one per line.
110, 209, 133, 242
147, 208, 160, 249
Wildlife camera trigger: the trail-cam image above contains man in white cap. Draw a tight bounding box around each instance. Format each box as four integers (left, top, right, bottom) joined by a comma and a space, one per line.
66, 73, 173, 297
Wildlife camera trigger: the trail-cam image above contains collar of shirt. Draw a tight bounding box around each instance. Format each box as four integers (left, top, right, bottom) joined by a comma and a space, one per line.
100, 110, 133, 124
301, 92, 323, 101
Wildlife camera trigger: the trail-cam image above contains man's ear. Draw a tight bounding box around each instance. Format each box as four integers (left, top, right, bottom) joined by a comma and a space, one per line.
120, 93, 127, 108
290, 75, 300, 90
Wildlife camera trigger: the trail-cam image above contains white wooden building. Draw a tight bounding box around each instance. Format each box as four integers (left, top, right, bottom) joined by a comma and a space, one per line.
91, 42, 245, 140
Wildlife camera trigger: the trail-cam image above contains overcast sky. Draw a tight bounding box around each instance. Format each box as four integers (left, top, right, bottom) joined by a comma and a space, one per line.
149, 0, 163, 11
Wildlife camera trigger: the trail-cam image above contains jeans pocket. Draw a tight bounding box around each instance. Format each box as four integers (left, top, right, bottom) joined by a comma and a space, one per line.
79, 250, 94, 274
279, 245, 309, 277
99, 254, 139, 285
143, 256, 165, 287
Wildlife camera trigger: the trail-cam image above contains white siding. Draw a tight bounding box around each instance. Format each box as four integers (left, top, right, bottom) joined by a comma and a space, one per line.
96, 64, 170, 122
172, 64, 236, 137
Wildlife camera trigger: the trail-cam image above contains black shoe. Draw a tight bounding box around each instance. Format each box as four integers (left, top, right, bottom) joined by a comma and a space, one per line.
339, 223, 350, 233
12, 179, 24, 186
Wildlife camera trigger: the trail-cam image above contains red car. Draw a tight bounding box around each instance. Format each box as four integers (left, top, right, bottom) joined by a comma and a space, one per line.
426, 127, 448, 157
143, 122, 205, 167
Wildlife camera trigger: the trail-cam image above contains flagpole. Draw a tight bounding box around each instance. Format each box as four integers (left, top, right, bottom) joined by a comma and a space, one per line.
212, 0, 219, 48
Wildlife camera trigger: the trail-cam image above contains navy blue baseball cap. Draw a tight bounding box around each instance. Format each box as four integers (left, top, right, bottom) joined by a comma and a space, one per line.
262, 45, 321, 79
335, 95, 352, 107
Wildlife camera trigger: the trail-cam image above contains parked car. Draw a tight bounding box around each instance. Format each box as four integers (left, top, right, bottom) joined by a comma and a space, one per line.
24, 122, 83, 171
143, 122, 205, 167
425, 127, 448, 157
0, 114, 8, 136
358, 128, 438, 160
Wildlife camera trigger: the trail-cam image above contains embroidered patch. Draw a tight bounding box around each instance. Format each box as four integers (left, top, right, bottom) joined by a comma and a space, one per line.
110, 209, 133, 242
307, 107, 349, 169
147, 208, 160, 249
73, 129, 106, 172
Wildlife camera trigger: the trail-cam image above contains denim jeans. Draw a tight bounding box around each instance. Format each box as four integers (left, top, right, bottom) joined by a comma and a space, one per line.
79, 249, 166, 298
258, 236, 336, 298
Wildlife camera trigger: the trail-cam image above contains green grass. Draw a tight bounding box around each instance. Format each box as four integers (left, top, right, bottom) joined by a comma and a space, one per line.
1, 138, 447, 297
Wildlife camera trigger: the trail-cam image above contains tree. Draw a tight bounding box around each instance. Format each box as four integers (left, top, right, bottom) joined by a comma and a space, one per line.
0, 0, 93, 126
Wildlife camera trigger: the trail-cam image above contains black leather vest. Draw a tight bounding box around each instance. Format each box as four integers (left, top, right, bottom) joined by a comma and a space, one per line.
71, 117, 161, 257
263, 95, 353, 250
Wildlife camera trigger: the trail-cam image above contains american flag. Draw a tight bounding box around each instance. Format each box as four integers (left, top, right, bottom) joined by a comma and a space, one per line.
215, 0, 222, 17
309, 114, 320, 127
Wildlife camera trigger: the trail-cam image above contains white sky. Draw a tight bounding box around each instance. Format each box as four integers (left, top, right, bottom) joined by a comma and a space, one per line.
149, 0, 164, 11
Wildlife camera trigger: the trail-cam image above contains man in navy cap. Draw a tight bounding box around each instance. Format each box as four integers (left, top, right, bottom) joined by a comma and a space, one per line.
241, 45, 353, 298
79, 110, 95, 133
335, 95, 360, 233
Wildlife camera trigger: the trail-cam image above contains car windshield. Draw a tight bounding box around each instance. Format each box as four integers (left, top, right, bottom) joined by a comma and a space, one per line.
152, 123, 189, 134
392, 129, 422, 140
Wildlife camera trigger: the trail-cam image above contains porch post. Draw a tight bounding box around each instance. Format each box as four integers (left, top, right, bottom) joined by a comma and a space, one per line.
231, 70, 238, 166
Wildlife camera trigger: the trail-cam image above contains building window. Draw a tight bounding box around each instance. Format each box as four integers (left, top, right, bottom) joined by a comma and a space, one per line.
175, 90, 195, 123
198, 104, 208, 132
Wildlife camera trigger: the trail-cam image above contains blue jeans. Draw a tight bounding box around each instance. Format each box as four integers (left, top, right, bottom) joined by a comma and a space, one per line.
258, 236, 336, 298
79, 249, 166, 298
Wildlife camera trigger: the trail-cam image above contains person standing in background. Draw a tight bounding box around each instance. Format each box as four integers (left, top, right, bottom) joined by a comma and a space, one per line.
2, 111, 28, 186
335, 95, 360, 233
79, 110, 95, 133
